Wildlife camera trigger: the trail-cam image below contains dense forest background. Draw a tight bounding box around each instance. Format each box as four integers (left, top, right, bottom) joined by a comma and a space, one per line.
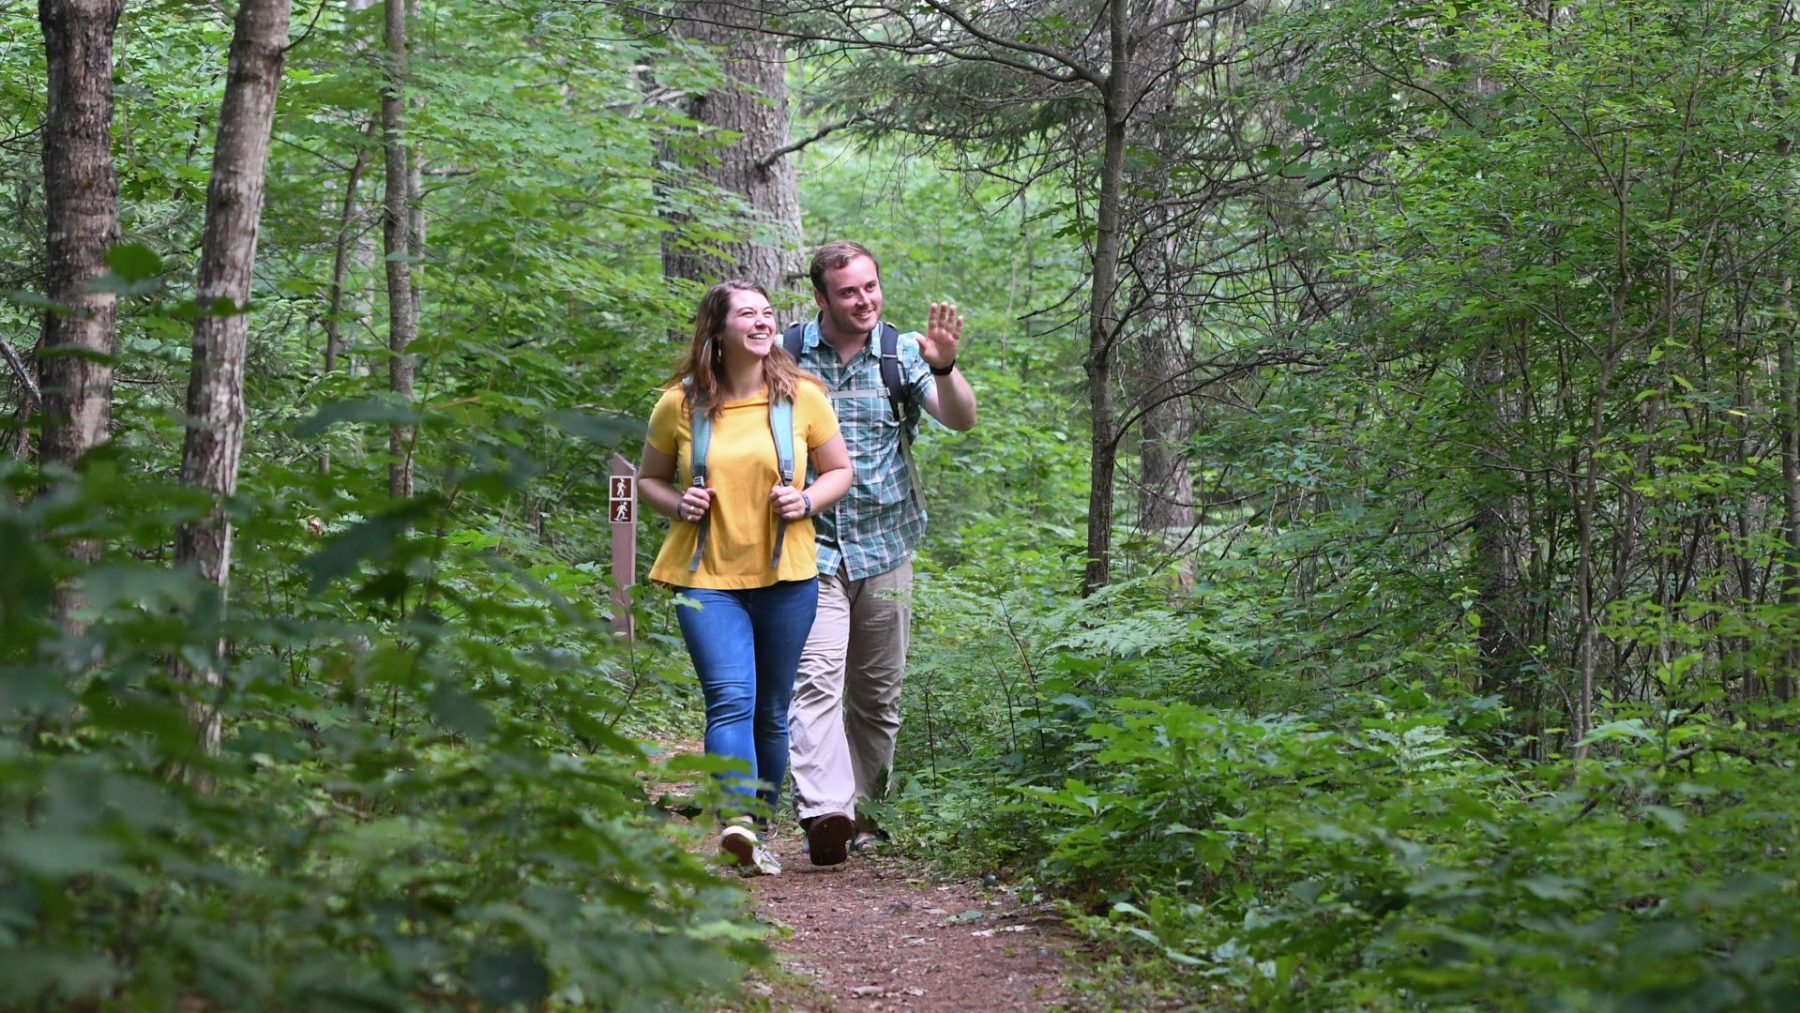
4, 0, 1799, 1008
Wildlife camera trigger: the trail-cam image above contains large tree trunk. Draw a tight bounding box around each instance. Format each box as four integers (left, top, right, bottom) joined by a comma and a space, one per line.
37, 0, 123, 625
173, 0, 294, 764
659, 3, 805, 296
37, 0, 123, 472
383, 0, 417, 499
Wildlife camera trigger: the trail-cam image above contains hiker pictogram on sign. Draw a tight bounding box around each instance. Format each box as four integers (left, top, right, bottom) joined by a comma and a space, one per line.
609, 475, 635, 523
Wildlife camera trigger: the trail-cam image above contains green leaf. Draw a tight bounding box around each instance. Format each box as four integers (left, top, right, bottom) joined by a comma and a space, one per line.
104, 242, 163, 282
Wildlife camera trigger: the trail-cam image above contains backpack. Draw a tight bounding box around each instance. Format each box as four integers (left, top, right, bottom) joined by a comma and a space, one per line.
684, 393, 797, 574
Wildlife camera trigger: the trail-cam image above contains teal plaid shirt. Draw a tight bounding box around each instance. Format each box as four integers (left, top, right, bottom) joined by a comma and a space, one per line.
792, 317, 935, 581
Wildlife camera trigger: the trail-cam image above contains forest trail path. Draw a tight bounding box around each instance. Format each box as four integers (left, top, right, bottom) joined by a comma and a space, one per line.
653, 740, 1071, 1009
741, 829, 1071, 1011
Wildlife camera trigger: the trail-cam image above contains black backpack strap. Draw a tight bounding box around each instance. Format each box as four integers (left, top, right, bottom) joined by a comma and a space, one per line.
782, 321, 806, 360
876, 323, 916, 432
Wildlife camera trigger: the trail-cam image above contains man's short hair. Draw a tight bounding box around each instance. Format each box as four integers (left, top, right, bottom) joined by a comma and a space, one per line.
809, 241, 879, 295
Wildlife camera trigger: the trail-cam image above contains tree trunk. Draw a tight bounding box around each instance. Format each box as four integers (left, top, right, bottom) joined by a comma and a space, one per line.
172, 0, 294, 764
37, 0, 123, 471
322, 139, 369, 476
1775, 25, 1798, 702
1779, 275, 1798, 701
37, 0, 124, 624
1081, 4, 1132, 597
1468, 334, 1525, 700
659, 3, 806, 296
1124, 8, 1197, 589
383, 0, 417, 499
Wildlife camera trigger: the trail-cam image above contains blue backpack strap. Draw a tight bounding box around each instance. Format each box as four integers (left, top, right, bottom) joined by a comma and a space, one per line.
767, 395, 796, 569
687, 401, 712, 574
782, 321, 806, 360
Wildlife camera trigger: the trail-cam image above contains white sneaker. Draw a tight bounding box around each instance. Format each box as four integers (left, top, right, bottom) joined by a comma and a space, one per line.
720, 824, 781, 877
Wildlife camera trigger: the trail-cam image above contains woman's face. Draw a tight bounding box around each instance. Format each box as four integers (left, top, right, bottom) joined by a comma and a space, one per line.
716, 288, 777, 364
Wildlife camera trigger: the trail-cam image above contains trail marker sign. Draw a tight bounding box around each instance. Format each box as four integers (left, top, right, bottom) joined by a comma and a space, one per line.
609, 456, 637, 638
609, 475, 635, 523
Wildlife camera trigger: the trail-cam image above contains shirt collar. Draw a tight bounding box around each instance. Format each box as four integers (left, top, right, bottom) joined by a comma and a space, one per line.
801, 315, 884, 362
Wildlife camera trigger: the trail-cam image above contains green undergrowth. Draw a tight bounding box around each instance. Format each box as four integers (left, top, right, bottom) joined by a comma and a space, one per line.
0, 446, 766, 1010
889, 568, 1800, 1010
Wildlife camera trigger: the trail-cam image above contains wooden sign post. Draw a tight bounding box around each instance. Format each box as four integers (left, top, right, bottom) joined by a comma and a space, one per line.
609, 453, 637, 639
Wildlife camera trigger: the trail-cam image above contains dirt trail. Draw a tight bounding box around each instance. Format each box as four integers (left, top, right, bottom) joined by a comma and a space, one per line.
741, 830, 1070, 1011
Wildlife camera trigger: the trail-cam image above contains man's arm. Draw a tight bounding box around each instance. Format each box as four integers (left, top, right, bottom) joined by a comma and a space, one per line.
916, 302, 977, 432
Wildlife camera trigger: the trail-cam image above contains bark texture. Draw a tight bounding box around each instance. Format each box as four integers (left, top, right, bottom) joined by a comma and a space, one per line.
660, 3, 805, 296
36, 0, 123, 471
173, 0, 294, 762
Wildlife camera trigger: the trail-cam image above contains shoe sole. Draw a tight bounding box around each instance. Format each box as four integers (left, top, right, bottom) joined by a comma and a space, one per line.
721, 828, 756, 868
806, 812, 854, 866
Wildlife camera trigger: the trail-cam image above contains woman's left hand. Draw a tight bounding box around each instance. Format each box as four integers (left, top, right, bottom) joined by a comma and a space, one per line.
770, 483, 810, 521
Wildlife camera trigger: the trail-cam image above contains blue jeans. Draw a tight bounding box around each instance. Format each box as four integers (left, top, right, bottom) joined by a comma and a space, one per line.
675, 579, 818, 816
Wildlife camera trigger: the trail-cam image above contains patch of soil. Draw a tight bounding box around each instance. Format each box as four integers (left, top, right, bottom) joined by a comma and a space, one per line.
743, 831, 1070, 1011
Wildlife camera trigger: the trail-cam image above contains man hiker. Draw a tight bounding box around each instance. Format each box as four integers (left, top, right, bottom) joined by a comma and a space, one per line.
784, 240, 979, 866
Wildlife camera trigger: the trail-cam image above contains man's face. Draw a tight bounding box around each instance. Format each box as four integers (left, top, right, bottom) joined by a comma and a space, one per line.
815, 254, 883, 337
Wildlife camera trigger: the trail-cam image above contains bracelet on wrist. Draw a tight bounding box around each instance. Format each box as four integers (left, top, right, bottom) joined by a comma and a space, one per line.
800, 492, 813, 517
929, 358, 956, 377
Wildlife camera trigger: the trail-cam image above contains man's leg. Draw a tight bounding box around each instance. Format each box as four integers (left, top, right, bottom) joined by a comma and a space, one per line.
843, 559, 911, 819
787, 568, 856, 822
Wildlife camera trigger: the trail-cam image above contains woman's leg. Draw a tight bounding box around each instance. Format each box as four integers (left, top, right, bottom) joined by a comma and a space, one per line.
675, 588, 760, 807
745, 578, 819, 814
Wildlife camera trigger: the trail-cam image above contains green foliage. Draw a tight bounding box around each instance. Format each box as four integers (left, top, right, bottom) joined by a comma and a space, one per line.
0, 437, 761, 1009
898, 578, 1800, 1006
5, 1, 787, 1004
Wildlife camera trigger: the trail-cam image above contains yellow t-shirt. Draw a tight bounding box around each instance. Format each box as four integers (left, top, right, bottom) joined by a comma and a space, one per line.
646, 381, 839, 589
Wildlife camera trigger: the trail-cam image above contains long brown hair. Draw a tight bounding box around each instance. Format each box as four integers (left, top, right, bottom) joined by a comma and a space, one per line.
671, 279, 814, 422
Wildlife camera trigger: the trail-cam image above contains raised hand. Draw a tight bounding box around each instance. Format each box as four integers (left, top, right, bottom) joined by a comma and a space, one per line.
918, 302, 963, 371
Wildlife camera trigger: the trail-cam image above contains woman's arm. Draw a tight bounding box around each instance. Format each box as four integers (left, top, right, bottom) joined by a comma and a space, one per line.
640, 442, 712, 522
771, 433, 852, 521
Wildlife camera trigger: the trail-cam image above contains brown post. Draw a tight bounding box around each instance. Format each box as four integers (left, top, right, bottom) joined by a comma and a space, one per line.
609, 453, 638, 639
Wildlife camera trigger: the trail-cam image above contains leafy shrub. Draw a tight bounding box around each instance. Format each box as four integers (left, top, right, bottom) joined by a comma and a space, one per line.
0, 443, 762, 1010
1022, 689, 1800, 1009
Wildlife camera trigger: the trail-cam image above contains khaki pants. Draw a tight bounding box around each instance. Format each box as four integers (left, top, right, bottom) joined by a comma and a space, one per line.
787, 560, 911, 822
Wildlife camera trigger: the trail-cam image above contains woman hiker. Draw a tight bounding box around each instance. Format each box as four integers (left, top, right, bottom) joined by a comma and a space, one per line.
637, 279, 854, 875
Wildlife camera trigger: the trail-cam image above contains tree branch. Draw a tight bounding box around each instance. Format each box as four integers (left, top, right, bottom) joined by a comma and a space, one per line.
756, 114, 862, 172
0, 336, 41, 410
